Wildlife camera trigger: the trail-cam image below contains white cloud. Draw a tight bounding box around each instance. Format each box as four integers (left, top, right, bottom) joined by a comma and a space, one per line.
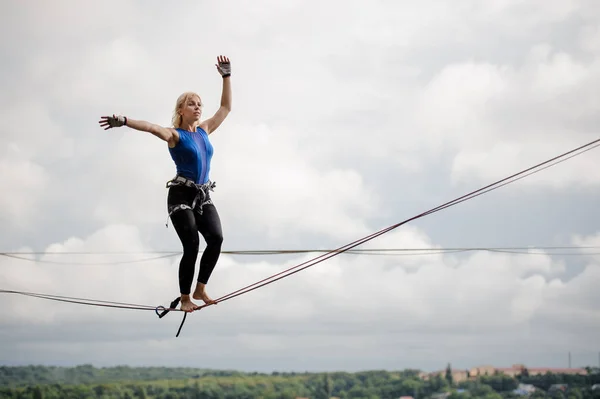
579, 25, 600, 52
0, 101, 74, 160
213, 122, 379, 241
0, 99, 76, 227
471, 0, 582, 33
0, 157, 50, 229
413, 43, 600, 188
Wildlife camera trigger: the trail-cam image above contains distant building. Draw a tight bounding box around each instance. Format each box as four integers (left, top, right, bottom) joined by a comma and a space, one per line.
422, 369, 469, 383
423, 363, 587, 382
474, 364, 588, 378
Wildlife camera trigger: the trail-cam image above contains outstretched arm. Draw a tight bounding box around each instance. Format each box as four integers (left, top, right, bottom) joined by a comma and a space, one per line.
200, 55, 232, 135
99, 115, 179, 146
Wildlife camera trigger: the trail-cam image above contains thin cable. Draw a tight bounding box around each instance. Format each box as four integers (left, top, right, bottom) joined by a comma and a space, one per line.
0, 253, 179, 265
3, 246, 600, 261
485, 249, 600, 256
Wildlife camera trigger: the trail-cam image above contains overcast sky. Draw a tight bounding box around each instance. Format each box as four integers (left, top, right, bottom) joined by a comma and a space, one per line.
1, 0, 600, 374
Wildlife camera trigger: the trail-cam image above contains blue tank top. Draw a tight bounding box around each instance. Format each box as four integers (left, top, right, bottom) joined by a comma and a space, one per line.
168, 127, 214, 184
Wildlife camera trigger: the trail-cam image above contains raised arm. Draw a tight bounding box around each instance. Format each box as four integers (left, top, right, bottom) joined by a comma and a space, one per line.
99, 115, 180, 146
200, 55, 232, 135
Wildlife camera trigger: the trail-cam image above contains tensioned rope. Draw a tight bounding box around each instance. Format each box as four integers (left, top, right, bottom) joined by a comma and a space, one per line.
197, 139, 600, 310
3, 245, 600, 265
2, 137, 599, 337
0, 289, 158, 311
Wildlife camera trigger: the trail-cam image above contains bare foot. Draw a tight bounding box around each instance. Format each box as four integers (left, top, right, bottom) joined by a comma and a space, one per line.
180, 295, 199, 312
192, 283, 217, 305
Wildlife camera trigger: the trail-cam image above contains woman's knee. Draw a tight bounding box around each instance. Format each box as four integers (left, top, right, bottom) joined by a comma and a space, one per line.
208, 231, 223, 247
183, 234, 200, 253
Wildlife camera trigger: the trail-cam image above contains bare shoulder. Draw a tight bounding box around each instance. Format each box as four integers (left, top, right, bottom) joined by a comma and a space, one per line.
166, 127, 179, 136
199, 121, 210, 133
199, 106, 230, 135
167, 127, 180, 148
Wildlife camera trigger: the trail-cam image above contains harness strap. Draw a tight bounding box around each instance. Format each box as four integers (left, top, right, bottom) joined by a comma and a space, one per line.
165, 176, 216, 227
155, 296, 190, 337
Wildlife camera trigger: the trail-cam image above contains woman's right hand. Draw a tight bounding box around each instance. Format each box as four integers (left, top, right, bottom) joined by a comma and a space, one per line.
98, 114, 127, 130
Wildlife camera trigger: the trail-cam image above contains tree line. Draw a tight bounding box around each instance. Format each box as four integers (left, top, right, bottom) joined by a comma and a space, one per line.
1, 365, 599, 398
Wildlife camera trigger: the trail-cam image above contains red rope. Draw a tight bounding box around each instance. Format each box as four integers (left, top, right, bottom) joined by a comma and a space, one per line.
196, 138, 600, 310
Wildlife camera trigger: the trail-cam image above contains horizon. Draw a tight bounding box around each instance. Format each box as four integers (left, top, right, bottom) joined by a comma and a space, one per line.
2, 361, 596, 373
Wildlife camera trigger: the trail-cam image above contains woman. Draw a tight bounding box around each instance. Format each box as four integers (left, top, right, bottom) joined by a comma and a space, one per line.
99, 55, 232, 312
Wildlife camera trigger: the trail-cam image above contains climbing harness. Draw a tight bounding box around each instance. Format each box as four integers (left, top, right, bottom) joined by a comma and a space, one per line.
164, 175, 216, 227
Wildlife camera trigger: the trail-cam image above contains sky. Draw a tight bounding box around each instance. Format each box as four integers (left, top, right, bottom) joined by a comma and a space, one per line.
1, 0, 600, 374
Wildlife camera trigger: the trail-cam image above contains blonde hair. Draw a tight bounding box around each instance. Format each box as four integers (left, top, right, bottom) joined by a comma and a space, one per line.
171, 91, 202, 128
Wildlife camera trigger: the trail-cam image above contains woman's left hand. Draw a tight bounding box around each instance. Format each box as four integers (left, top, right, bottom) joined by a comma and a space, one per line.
216, 55, 231, 78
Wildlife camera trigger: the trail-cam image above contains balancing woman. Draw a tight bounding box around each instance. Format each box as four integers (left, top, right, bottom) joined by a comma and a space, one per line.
99, 55, 232, 312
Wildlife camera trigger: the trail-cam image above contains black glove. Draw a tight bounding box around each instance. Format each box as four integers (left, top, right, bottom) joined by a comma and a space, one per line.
98, 114, 127, 130
216, 55, 231, 78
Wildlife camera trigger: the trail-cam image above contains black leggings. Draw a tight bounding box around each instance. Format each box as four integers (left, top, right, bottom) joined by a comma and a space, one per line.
167, 185, 223, 295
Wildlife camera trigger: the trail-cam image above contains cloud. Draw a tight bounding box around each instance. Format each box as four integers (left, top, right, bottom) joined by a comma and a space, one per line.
414, 43, 600, 188
0, 158, 49, 229
213, 122, 380, 241
0, 98, 75, 228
